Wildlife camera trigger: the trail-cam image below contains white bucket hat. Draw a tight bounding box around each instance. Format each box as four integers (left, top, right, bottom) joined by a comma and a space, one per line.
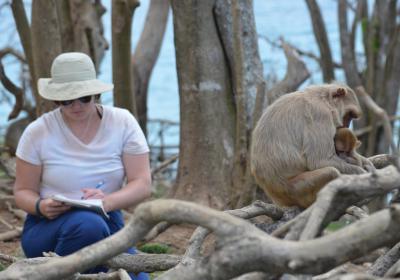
38, 52, 113, 101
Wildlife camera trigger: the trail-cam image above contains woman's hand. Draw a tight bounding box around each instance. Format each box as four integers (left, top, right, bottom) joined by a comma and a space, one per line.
81, 188, 106, 200
39, 198, 71, 219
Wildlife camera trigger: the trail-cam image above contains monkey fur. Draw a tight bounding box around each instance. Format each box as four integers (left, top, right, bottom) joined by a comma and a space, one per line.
334, 127, 375, 171
251, 84, 367, 208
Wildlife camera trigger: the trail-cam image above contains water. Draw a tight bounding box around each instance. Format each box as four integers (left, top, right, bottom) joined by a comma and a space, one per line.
0, 0, 368, 146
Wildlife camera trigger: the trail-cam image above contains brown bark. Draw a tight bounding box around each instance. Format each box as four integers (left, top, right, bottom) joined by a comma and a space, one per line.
355, 86, 397, 156
0, 60, 24, 120
299, 165, 400, 240
112, 0, 139, 116
10, 0, 37, 113
132, 0, 169, 135
214, 0, 265, 207
170, 0, 265, 208
369, 242, 400, 277
169, 0, 236, 208
4, 194, 400, 279
264, 41, 310, 106
56, 0, 109, 70
31, 0, 62, 115
105, 253, 181, 273
338, 0, 400, 156
381, 25, 400, 130
338, 0, 362, 88
305, 0, 335, 82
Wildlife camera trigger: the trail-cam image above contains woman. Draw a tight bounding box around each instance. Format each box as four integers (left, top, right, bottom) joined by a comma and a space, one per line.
13, 52, 151, 279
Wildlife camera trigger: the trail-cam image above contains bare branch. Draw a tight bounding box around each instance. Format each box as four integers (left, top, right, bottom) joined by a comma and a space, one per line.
354, 115, 400, 137
300, 165, 400, 240
338, 0, 363, 88
10, 0, 37, 100
264, 40, 310, 106
151, 154, 179, 177
4, 192, 400, 279
305, 0, 335, 82
112, 0, 140, 115
185, 200, 283, 260
0, 60, 24, 120
355, 86, 399, 160
0, 228, 21, 241
0, 253, 18, 264
132, 0, 169, 134
369, 242, 400, 277
385, 258, 400, 278
259, 35, 342, 68
105, 253, 181, 273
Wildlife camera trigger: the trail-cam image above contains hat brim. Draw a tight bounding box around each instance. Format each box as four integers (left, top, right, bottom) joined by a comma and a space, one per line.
38, 78, 114, 101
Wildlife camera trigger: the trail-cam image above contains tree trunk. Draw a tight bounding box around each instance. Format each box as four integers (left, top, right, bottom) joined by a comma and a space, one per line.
132, 0, 170, 135
56, 0, 109, 70
214, 0, 265, 207
170, 0, 264, 208
305, 0, 335, 82
31, 0, 62, 116
170, 0, 236, 209
11, 0, 37, 115
112, 0, 139, 116
338, 0, 400, 156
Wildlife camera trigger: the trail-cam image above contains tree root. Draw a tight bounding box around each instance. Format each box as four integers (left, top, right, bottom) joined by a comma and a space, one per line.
1, 157, 400, 279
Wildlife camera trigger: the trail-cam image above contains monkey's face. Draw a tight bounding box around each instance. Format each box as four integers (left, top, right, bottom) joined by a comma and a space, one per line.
332, 86, 362, 128
334, 127, 357, 153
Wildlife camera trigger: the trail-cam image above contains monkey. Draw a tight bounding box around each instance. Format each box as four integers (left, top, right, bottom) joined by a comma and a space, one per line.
334, 127, 375, 171
250, 83, 368, 209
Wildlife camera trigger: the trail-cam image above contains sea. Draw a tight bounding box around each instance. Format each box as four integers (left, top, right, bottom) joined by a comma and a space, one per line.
0, 0, 371, 151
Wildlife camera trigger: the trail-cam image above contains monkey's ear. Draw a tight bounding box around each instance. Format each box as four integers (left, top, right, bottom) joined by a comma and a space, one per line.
332, 88, 346, 98
355, 140, 362, 149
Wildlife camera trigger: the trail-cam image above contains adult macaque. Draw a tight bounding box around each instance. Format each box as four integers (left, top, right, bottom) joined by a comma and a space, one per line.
334, 127, 375, 171
251, 84, 367, 208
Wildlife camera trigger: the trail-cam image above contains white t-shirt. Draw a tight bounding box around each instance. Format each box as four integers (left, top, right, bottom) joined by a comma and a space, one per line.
16, 105, 149, 200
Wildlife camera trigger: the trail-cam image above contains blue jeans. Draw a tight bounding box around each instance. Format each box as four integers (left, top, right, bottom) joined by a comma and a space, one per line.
22, 209, 149, 280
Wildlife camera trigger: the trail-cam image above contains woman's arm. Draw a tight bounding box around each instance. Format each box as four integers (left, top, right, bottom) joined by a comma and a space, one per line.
102, 153, 152, 212
14, 158, 70, 219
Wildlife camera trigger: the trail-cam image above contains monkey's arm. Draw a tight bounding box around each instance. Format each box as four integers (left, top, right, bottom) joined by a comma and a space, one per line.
357, 154, 376, 172
318, 156, 366, 174
339, 153, 361, 166
303, 115, 366, 175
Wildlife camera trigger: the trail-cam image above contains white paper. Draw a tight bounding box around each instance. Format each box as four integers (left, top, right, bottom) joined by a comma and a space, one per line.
52, 194, 109, 218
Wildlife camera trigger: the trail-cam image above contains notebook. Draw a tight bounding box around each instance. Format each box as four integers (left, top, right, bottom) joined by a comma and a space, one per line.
52, 194, 109, 219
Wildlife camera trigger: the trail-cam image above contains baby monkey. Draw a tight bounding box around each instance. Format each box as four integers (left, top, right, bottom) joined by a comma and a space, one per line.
334, 127, 375, 171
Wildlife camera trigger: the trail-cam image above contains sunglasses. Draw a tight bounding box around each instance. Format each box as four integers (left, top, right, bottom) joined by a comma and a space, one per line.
55, 95, 93, 106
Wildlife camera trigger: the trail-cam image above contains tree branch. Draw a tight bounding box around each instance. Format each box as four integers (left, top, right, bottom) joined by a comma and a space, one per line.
355, 86, 399, 161
264, 40, 310, 106
305, 0, 335, 82
300, 165, 400, 240
3, 193, 400, 279
0, 60, 24, 120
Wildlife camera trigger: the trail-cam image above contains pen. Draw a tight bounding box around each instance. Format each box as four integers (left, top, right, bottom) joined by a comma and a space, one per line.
95, 180, 105, 189
81, 180, 105, 199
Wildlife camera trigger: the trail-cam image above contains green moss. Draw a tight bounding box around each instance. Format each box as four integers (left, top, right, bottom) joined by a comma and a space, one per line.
139, 243, 170, 254
361, 18, 368, 36
152, 182, 169, 199
149, 271, 164, 279
325, 220, 350, 232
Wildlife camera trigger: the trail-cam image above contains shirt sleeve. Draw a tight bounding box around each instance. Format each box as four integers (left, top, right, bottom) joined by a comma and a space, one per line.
15, 121, 42, 165
122, 110, 150, 155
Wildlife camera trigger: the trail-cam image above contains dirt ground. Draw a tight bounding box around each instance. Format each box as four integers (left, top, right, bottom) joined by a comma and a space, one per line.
0, 178, 24, 260
151, 224, 215, 255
